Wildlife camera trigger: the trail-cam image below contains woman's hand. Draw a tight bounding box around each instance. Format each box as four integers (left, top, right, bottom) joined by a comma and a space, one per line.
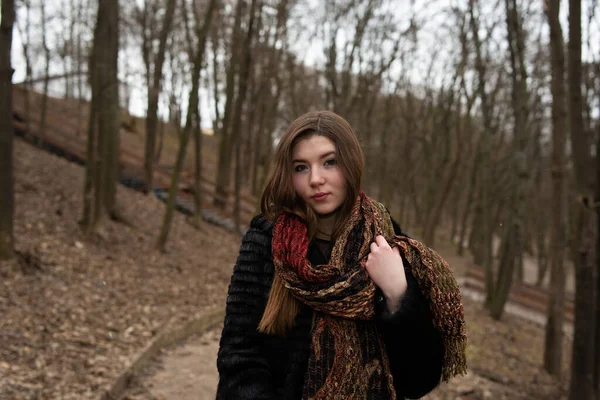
365, 235, 408, 313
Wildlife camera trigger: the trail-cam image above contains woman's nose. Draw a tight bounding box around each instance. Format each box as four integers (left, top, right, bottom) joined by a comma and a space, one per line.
309, 169, 325, 186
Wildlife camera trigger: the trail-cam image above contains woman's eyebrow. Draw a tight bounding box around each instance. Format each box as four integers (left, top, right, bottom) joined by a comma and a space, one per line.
292, 151, 336, 164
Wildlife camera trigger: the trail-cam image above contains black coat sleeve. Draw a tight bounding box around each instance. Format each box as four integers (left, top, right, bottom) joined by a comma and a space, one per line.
375, 217, 444, 399
216, 216, 277, 400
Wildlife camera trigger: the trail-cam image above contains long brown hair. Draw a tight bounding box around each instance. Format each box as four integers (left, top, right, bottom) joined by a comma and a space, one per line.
258, 110, 365, 335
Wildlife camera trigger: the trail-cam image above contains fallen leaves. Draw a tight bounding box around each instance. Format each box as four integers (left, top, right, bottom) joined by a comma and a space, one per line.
0, 139, 241, 399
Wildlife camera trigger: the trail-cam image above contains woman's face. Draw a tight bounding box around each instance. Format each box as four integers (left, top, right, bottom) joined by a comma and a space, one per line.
291, 135, 347, 216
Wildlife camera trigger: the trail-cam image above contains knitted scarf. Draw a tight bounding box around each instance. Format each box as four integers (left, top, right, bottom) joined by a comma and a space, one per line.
272, 192, 467, 399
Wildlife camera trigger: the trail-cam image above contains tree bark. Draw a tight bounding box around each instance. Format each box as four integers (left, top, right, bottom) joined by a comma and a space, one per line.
76, 0, 83, 131
458, 150, 479, 256
16, 1, 32, 139
232, 0, 259, 230
543, 0, 568, 377
422, 86, 465, 247
82, 83, 97, 231
253, 0, 287, 200
469, 0, 494, 306
568, 0, 598, 397
99, 0, 120, 220
191, 103, 203, 228
156, 0, 218, 250
213, 0, 245, 209
0, 0, 16, 261
479, 0, 528, 319
143, 0, 177, 193
82, 0, 120, 233
39, 0, 51, 139
210, 23, 222, 136
489, 0, 530, 320
595, 104, 600, 398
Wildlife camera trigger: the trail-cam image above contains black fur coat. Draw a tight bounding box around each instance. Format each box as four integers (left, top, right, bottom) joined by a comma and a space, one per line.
216, 215, 444, 399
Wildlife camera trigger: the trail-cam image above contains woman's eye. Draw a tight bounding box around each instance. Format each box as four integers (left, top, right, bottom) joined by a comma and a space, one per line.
325, 159, 337, 167
294, 165, 307, 172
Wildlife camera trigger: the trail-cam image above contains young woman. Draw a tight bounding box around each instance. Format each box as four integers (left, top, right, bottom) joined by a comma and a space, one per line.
216, 111, 466, 399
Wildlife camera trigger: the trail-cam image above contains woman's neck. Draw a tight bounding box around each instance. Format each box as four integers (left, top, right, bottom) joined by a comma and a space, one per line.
316, 212, 337, 240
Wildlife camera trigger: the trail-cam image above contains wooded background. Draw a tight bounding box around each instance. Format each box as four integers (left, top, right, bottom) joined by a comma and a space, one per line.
1, 0, 599, 398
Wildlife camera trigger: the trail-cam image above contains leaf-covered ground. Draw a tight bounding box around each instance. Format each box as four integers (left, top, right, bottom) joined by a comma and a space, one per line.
0, 139, 241, 399
1, 138, 570, 399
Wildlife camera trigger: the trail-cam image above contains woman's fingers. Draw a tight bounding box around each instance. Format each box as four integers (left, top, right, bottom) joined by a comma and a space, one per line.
375, 235, 390, 249
370, 241, 379, 253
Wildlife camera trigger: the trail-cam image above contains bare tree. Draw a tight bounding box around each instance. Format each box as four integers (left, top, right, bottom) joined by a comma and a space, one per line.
252, 0, 289, 199
567, 0, 598, 397
596, 99, 600, 399
0, 0, 16, 261
543, 0, 568, 377
485, 0, 531, 320
141, 0, 177, 193
213, 0, 244, 209
81, 0, 121, 233
233, 0, 260, 231
156, 0, 218, 250
39, 0, 51, 138
192, 98, 203, 228
468, 0, 495, 306
15, 0, 32, 138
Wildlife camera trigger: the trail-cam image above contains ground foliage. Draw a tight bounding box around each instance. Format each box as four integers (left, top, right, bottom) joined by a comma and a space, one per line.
0, 139, 240, 399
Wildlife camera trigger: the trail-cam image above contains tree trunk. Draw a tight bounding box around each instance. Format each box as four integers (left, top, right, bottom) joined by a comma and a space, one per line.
234, 126, 242, 231
67, 0, 76, 99
156, 0, 217, 250
155, 120, 165, 163
99, 0, 120, 220
489, 0, 530, 320
423, 95, 464, 247
543, 0, 568, 377
536, 148, 550, 286
253, 0, 287, 200
82, 88, 97, 231
143, 0, 177, 193
595, 103, 600, 398
596, 104, 600, 399
251, 96, 267, 196
76, 0, 83, 131
82, 0, 120, 233
210, 25, 222, 136
192, 103, 203, 228
458, 146, 480, 256
568, 0, 598, 397
0, 0, 16, 261
570, 203, 597, 400
213, 0, 245, 209
469, 0, 494, 305
232, 0, 260, 229
39, 0, 51, 139
16, 3, 32, 139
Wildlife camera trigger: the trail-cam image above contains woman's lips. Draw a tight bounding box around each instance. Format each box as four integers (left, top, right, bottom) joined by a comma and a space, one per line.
312, 193, 329, 201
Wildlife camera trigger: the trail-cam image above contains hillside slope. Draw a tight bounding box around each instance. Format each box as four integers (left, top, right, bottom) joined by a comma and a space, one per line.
1, 138, 241, 399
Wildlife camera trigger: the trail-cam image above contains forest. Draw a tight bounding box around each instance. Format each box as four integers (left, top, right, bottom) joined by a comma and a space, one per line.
0, 0, 600, 398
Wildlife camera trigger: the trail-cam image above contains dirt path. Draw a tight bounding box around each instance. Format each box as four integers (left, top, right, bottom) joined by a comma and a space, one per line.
146, 328, 221, 400
124, 327, 222, 400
